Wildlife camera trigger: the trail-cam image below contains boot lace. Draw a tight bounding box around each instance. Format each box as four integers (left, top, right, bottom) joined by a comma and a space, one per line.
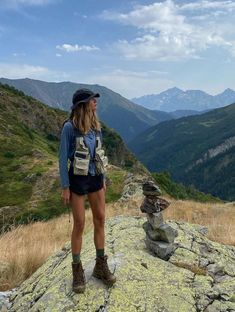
102, 256, 112, 275
78, 266, 85, 282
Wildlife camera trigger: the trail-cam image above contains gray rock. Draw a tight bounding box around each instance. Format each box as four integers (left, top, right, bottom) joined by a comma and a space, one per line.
207, 263, 225, 279
199, 257, 210, 267
154, 223, 178, 243
118, 173, 146, 201
146, 212, 164, 229
140, 196, 170, 213
142, 221, 162, 241
23, 173, 38, 183
142, 180, 162, 196
145, 235, 178, 260
143, 221, 178, 243
0, 290, 16, 311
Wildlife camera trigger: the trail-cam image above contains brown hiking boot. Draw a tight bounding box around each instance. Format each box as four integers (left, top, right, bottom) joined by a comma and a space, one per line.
72, 261, 86, 293
92, 254, 116, 286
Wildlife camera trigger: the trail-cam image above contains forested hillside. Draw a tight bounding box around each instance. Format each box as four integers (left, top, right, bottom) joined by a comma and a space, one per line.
129, 103, 235, 200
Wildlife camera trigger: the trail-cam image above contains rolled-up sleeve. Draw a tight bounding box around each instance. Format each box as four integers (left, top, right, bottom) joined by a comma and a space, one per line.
59, 122, 72, 188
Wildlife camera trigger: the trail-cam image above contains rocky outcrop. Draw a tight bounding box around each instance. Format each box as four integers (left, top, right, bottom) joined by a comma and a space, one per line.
7, 215, 235, 312
187, 136, 235, 172
118, 172, 150, 202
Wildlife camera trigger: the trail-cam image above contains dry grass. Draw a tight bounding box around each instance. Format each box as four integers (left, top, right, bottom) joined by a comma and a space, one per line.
170, 261, 208, 276
163, 197, 235, 246
0, 196, 234, 291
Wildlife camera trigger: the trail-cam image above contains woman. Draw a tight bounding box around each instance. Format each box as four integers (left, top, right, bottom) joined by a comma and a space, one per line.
59, 88, 116, 293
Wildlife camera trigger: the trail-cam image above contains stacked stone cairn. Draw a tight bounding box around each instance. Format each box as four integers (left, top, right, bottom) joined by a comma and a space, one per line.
141, 180, 178, 260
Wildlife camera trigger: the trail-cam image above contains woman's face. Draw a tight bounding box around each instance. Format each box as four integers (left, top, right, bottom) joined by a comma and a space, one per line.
89, 97, 97, 112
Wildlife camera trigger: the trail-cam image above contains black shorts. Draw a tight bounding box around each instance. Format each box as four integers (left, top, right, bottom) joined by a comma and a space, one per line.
68, 166, 104, 195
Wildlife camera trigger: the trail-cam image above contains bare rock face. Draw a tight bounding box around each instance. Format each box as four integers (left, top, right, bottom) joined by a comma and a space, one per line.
7, 216, 235, 312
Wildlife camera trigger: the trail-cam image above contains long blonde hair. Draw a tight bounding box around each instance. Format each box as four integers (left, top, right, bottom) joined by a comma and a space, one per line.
62, 101, 101, 134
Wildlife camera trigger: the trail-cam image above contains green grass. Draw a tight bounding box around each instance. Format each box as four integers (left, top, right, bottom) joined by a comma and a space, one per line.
15, 167, 128, 225
105, 168, 127, 203
152, 171, 221, 203
0, 181, 33, 206
16, 179, 67, 223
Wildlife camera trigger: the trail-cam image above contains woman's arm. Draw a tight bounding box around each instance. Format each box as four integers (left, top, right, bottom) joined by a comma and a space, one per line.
59, 122, 73, 189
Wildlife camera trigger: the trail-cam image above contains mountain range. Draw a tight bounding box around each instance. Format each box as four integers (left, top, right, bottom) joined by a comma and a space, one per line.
129, 102, 235, 200
132, 87, 235, 112
1, 77, 234, 201
0, 78, 171, 143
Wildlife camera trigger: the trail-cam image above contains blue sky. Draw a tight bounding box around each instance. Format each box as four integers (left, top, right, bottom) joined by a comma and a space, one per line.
0, 0, 235, 98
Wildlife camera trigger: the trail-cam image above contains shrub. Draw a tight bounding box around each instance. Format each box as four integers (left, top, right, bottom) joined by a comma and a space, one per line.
3, 152, 15, 158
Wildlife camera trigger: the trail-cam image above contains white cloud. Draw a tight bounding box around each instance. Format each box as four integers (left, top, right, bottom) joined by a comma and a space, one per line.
102, 1, 185, 33
180, 0, 235, 11
180, 1, 235, 21
0, 62, 76, 82
101, 0, 235, 61
56, 44, 100, 53
0, 63, 50, 79
56, 53, 62, 57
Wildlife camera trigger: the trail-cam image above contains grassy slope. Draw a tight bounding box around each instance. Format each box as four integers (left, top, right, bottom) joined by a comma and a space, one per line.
0, 84, 143, 230
0, 84, 66, 229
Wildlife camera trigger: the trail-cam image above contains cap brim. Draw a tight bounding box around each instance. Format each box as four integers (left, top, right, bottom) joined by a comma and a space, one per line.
71, 93, 100, 110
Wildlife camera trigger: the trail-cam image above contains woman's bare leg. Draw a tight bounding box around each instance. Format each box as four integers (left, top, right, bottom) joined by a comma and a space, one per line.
87, 188, 105, 249
70, 191, 86, 254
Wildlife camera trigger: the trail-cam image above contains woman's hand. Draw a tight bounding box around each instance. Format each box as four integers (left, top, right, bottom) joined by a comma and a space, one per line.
61, 188, 71, 205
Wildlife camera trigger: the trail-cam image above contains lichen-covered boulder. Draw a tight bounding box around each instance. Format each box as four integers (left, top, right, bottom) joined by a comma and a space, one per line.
8, 216, 235, 312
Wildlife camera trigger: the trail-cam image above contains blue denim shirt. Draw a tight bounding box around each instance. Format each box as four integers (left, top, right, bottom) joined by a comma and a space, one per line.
58, 120, 105, 188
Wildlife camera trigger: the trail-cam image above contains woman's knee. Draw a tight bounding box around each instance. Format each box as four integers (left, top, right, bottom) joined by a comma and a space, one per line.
93, 213, 105, 228
70, 192, 85, 233
73, 218, 85, 234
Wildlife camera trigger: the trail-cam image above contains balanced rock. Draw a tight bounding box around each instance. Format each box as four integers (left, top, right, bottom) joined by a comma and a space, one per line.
142, 180, 162, 196
143, 221, 178, 243
145, 235, 178, 260
140, 195, 170, 213
155, 223, 178, 243
146, 212, 164, 229
142, 221, 162, 241
140, 180, 177, 260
